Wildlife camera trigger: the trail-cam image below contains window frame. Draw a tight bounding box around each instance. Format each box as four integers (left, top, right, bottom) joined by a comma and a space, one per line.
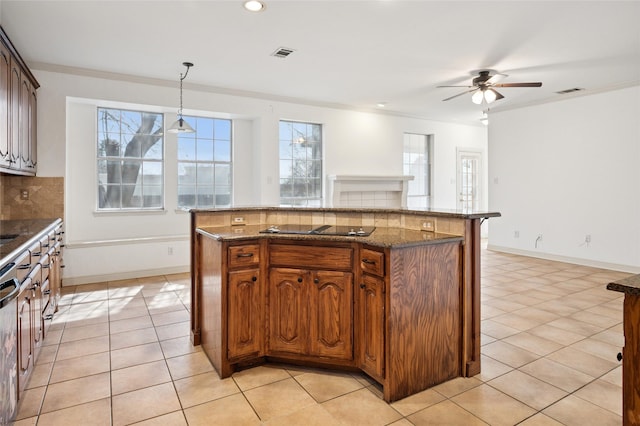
96, 107, 165, 212
176, 115, 233, 209
278, 120, 323, 207
403, 133, 432, 208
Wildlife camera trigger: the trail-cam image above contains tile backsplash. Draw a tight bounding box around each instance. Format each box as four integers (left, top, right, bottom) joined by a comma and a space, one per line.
0, 174, 64, 220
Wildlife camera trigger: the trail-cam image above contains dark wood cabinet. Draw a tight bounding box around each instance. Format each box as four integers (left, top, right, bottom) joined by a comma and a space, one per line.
606, 277, 640, 426
9, 56, 20, 169
0, 41, 10, 168
358, 271, 385, 380
268, 243, 354, 361
269, 268, 308, 355
227, 268, 264, 361
269, 267, 353, 360
309, 270, 353, 359
191, 215, 475, 402
621, 293, 640, 425
1, 25, 38, 175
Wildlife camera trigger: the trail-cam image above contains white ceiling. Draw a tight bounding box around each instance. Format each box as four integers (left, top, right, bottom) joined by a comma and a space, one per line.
2, 0, 639, 125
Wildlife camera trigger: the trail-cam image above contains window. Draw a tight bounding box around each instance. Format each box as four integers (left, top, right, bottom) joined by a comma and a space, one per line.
97, 108, 164, 210
177, 116, 232, 208
279, 120, 323, 206
403, 133, 432, 208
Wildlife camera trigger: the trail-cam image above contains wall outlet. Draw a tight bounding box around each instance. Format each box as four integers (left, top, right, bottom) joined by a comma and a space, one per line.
20, 189, 29, 200
232, 216, 245, 225
167, 247, 174, 255
422, 220, 434, 231
585, 234, 591, 243
514, 230, 519, 238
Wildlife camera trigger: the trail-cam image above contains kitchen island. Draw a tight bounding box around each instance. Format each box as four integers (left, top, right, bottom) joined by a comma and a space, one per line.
607, 275, 640, 425
190, 207, 499, 402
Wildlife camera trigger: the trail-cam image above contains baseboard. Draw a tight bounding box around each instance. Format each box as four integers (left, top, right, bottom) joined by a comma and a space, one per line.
62, 265, 190, 286
487, 244, 640, 274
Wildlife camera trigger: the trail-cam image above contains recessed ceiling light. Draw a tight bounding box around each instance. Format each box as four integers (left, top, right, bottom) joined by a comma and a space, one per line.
244, 1, 265, 12
377, 102, 387, 108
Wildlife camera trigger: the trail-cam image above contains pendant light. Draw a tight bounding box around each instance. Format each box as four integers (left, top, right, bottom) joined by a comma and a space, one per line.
168, 62, 195, 133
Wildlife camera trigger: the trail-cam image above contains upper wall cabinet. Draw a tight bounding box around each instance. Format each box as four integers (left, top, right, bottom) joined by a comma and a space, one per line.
1, 26, 39, 176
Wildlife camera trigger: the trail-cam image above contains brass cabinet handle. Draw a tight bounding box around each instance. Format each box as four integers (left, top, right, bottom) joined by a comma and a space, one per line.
362, 258, 376, 264
237, 253, 254, 258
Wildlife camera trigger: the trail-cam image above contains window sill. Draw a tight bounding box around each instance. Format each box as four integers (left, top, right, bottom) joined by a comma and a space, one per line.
93, 209, 168, 217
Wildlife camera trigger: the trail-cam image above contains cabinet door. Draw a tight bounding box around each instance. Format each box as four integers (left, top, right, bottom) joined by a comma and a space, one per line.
0, 42, 10, 168
17, 280, 33, 393
309, 270, 353, 360
358, 274, 385, 379
29, 83, 37, 171
9, 57, 20, 168
268, 268, 307, 355
19, 77, 30, 170
227, 269, 263, 360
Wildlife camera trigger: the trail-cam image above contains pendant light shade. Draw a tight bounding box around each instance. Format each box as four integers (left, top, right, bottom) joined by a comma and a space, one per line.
168, 116, 195, 133
168, 62, 195, 134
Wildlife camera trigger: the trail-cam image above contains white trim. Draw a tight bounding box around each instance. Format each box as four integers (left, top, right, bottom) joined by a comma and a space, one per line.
487, 244, 640, 274
63, 265, 190, 286
66, 234, 189, 249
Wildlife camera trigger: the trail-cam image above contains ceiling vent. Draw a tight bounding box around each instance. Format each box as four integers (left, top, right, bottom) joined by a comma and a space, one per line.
556, 87, 585, 95
271, 47, 296, 58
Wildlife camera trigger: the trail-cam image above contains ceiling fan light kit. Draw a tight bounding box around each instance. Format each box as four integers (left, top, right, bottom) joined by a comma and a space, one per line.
439, 70, 542, 105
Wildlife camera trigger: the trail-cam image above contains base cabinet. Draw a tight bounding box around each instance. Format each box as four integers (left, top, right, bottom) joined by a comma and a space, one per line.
194, 231, 465, 402
12, 221, 64, 406
622, 294, 640, 426
358, 272, 385, 381
227, 269, 263, 361
268, 268, 307, 355
269, 268, 353, 360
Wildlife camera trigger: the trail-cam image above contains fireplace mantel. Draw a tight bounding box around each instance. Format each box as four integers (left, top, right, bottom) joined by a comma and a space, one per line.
326, 175, 414, 208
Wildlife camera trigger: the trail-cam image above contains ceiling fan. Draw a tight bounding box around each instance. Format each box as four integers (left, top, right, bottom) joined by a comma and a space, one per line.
438, 70, 542, 104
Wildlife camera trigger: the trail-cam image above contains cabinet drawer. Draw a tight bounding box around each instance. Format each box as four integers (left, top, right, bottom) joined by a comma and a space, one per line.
228, 244, 260, 269
269, 244, 353, 270
360, 249, 385, 277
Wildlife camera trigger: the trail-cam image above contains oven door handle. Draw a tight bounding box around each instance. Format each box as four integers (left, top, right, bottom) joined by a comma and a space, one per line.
0, 278, 20, 308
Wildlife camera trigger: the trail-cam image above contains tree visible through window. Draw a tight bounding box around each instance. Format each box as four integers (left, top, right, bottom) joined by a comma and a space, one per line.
97, 108, 164, 210
177, 116, 232, 208
279, 120, 322, 206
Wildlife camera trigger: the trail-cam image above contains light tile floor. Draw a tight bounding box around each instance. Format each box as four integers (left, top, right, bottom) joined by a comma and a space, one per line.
14, 248, 631, 425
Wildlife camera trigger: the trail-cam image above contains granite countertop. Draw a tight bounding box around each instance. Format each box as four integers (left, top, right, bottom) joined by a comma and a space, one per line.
607, 274, 640, 296
0, 218, 62, 269
196, 225, 464, 249
190, 206, 501, 220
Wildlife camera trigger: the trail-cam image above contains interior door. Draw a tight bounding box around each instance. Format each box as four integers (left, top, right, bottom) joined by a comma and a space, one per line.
457, 151, 482, 211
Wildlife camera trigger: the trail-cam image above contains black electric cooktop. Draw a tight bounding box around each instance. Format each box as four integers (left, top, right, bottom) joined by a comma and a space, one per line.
259, 224, 375, 237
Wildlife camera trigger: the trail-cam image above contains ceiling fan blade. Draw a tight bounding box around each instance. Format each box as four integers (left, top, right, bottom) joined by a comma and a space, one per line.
486, 73, 507, 84
442, 88, 478, 102
493, 82, 542, 88
493, 90, 505, 100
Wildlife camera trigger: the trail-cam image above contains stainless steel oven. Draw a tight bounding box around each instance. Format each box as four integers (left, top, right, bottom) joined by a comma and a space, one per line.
0, 261, 19, 425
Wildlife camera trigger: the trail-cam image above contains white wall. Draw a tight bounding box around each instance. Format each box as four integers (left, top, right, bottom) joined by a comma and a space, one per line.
488, 86, 640, 272
33, 68, 488, 284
